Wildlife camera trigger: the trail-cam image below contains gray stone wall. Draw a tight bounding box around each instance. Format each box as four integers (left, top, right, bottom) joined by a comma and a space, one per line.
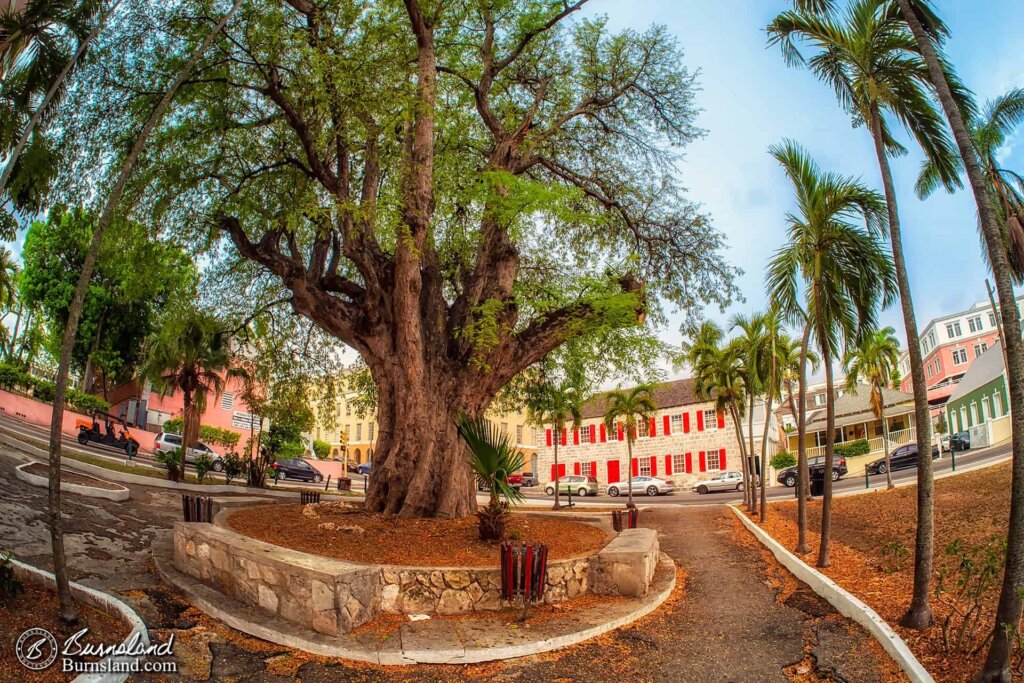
590, 528, 660, 598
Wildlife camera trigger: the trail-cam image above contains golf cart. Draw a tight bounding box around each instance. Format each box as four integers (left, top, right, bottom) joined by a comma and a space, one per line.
75, 410, 140, 459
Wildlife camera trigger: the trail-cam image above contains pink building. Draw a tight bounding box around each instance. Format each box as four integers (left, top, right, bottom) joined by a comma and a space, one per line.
898, 296, 1024, 421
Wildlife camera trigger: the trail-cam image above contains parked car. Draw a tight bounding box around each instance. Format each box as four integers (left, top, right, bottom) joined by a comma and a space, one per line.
866, 443, 940, 475
544, 475, 600, 497
949, 431, 970, 452
271, 458, 324, 483
776, 455, 848, 487
356, 461, 372, 475
520, 471, 539, 487
692, 471, 745, 494
477, 473, 522, 491
606, 476, 675, 497
154, 432, 224, 472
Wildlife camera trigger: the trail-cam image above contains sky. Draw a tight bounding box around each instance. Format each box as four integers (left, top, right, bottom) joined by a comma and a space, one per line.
581, 0, 1024, 378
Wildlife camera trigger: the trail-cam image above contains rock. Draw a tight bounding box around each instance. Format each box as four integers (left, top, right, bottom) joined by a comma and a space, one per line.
318, 522, 337, 531
401, 585, 436, 614
467, 581, 484, 604
196, 543, 211, 562
311, 579, 334, 612
380, 583, 400, 612
210, 547, 229, 570
477, 589, 502, 611
444, 571, 471, 589
258, 565, 281, 586
337, 524, 365, 534
567, 578, 581, 597
311, 610, 340, 636
547, 565, 565, 584
185, 540, 196, 556
346, 596, 364, 624
257, 584, 279, 613
417, 573, 432, 589
574, 562, 587, 581
382, 567, 400, 585
399, 570, 417, 588
430, 570, 445, 588
436, 588, 474, 615
302, 504, 319, 519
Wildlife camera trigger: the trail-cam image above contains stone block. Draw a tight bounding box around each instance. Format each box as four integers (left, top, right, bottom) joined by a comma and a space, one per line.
430, 570, 445, 588
257, 584, 279, 613
467, 581, 484, 605
380, 583, 400, 613
590, 528, 659, 598
311, 610, 340, 637
444, 571, 471, 590
437, 588, 474, 615
311, 579, 335, 613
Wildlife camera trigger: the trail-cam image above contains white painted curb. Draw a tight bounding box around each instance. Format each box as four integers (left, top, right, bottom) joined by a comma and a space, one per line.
15, 462, 130, 502
730, 506, 933, 683
9, 558, 150, 683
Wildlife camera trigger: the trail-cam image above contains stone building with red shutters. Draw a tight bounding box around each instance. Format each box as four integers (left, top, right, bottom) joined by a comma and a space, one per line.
534, 378, 782, 488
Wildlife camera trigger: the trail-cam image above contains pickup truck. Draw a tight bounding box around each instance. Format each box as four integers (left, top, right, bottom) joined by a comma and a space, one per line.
477, 473, 525, 491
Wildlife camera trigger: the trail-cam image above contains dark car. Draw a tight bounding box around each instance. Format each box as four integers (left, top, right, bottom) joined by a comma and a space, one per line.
777, 455, 848, 487
950, 431, 970, 452
867, 443, 940, 475
356, 462, 372, 475
272, 458, 323, 483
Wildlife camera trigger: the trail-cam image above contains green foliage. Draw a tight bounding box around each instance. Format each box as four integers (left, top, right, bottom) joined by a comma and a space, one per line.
312, 439, 330, 460
160, 418, 240, 449
0, 362, 31, 390
935, 536, 1007, 654
936, 413, 948, 435
155, 448, 184, 483
193, 453, 213, 484
835, 439, 870, 458
770, 451, 797, 470
0, 550, 22, 602
0, 361, 110, 412
880, 540, 910, 573
457, 415, 525, 541
221, 450, 245, 484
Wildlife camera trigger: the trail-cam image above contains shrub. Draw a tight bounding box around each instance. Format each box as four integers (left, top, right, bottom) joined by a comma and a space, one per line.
32, 379, 56, 403
935, 535, 1006, 655
222, 451, 245, 484
193, 453, 214, 483
0, 550, 21, 602
312, 439, 330, 460
159, 419, 240, 449
66, 390, 110, 414
770, 451, 796, 470
0, 363, 31, 391
835, 438, 870, 458
155, 448, 184, 482
162, 417, 184, 434
879, 540, 910, 573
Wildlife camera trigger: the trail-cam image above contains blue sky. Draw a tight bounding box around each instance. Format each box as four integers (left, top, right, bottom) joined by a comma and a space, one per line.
585, 1, 1024, 365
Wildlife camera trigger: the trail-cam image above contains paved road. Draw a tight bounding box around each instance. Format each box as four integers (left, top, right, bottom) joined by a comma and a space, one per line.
0, 449, 904, 682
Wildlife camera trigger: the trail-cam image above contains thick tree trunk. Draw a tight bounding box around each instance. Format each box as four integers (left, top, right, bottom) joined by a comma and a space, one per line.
796, 320, 812, 554
868, 104, 935, 628
553, 429, 561, 510
43, 0, 243, 623
816, 286, 836, 569
895, 5, 1024, 676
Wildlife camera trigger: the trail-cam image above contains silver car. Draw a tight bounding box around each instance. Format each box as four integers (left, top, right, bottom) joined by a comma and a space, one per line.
606, 476, 676, 497
154, 432, 225, 471
692, 471, 744, 494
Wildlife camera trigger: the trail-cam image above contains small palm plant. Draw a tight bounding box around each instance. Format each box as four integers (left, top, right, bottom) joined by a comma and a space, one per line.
457, 416, 525, 541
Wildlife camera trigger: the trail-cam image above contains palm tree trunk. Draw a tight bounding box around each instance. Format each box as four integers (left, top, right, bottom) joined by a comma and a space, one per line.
0, 0, 122, 197
815, 281, 836, 569
880, 396, 893, 490
868, 102, 935, 628
748, 394, 757, 514
797, 319, 812, 554
6, 302, 23, 361
760, 392, 775, 523
43, 0, 243, 623
626, 434, 635, 509
732, 405, 750, 504
552, 429, 561, 510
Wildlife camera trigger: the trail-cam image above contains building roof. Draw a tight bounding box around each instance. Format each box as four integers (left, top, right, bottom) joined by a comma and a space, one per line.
804, 385, 916, 432
580, 379, 698, 419
947, 341, 1005, 404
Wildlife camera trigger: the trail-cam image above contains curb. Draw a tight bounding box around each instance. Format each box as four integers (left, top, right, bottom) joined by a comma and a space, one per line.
729, 506, 933, 683
10, 557, 150, 683
15, 461, 130, 502
151, 533, 677, 665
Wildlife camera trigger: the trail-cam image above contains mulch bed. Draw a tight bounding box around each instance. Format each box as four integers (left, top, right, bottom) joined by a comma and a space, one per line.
0, 584, 130, 683
23, 462, 123, 491
753, 461, 1020, 683
227, 503, 610, 567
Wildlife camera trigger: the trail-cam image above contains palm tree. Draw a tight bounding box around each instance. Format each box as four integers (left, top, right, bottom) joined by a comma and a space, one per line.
526, 380, 582, 511
685, 322, 750, 498
457, 415, 526, 541
892, 3, 1024, 675
730, 312, 769, 514
0, 245, 17, 310
137, 308, 239, 461
765, 140, 896, 568
602, 383, 658, 510
768, 0, 961, 626
844, 326, 902, 489
0, 0, 99, 77
757, 309, 792, 523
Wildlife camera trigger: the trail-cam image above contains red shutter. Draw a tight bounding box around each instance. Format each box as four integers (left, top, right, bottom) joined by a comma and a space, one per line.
607, 460, 620, 484
663, 415, 671, 436
590, 460, 597, 479
699, 451, 707, 472
599, 423, 607, 442
551, 464, 556, 480
574, 462, 581, 475
650, 456, 657, 476
631, 458, 639, 477
546, 429, 552, 447
717, 410, 725, 429
685, 452, 693, 473
664, 454, 673, 475
617, 422, 624, 441
683, 412, 690, 433
561, 428, 567, 446
697, 410, 705, 432
719, 449, 727, 470
589, 424, 596, 444
558, 463, 566, 478
650, 417, 657, 437
573, 428, 580, 446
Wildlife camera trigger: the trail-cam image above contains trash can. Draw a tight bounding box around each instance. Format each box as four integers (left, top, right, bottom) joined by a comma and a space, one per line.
337, 477, 352, 492
810, 469, 825, 497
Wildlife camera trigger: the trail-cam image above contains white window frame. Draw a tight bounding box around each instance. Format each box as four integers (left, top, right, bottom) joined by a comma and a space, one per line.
703, 409, 718, 430
990, 312, 997, 327
637, 419, 649, 438
952, 348, 968, 365
982, 396, 991, 421
672, 453, 686, 473
968, 316, 983, 333
355, 423, 362, 441
993, 391, 1003, 418
368, 422, 375, 442
516, 424, 524, 444
947, 321, 962, 338
580, 461, 593, 477
671, 414, 683, 433
638, 458, 651, 476
959, 407, 967, 432
974, 342, 988, 358
971, 402, 979, 426
706, 449, 722, 471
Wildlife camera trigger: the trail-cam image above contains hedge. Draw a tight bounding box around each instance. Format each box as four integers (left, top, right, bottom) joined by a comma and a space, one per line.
835, 438, 870, 458
0, 362, 110, 413
770, 451, 797, 470
160, 418, 241, 449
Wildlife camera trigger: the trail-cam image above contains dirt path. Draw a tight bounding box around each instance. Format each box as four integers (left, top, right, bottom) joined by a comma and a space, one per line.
0, 449, 905, 682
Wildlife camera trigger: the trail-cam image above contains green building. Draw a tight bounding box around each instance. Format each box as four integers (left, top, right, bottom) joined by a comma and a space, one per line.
945, 340, 1009, 434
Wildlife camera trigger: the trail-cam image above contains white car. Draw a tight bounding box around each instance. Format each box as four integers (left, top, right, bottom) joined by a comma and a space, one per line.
154, 432, 225, 471
606, 476, 676, 497
692, 471, 745, 494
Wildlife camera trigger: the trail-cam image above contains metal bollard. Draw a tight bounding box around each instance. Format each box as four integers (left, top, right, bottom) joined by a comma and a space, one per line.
324, 475, 331, 492
951, 448, 957, 472
865, 469, 870, 489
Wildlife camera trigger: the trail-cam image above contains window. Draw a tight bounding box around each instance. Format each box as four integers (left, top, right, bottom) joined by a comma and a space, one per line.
927, 365, 933, 379
368, 423, 375, 441
990, 312, 997, 327
952, 348, 968, 365
994, 391, 1004, 417
671, 414, 683, 433
946, 321, 962, 338
930, 331, 937, 348
968, 316, 983, 333
581, 462, 593, 477
672, 453, 686, 473
703, 409, 718, 429
982, 396, 991, 421
814, 393, 827, 406
706, 449, 721, 470
516, 424, 524, 444
934, 358, 941, 374
959, 407, 967, 432
501, 422, 509, 436
638, 458, 651, 476
220, 392, 235, 411
637, 419, 649, 438
355, 423, 362, 441
346, 403, 352, 416
971, 402, 979, 425
974, 342, 988, 358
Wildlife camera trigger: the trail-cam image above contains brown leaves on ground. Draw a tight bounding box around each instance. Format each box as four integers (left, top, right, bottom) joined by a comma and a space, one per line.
228, 504, 609, 567
752, 461, 1018, 683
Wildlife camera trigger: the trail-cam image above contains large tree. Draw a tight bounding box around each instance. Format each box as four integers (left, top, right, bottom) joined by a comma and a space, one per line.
843, 326, 901, 490
62, 0, 737, 517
